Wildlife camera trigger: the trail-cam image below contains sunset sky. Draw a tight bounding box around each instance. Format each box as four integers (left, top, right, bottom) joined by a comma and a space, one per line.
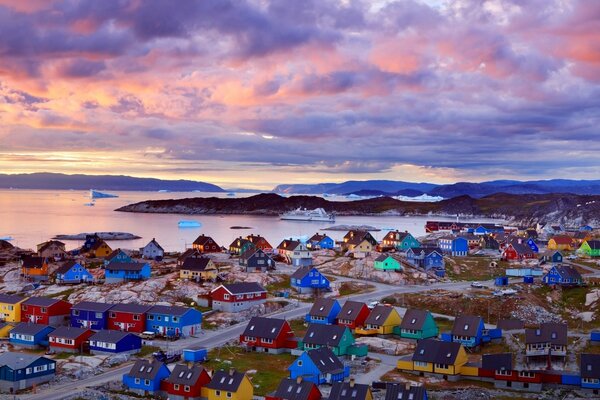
0, 0, 599, 189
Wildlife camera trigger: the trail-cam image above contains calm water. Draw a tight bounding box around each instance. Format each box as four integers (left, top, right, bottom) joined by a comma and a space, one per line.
0, 189, 501, 252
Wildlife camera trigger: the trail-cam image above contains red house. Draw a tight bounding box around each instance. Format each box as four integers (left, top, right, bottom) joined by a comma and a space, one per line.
21, 297, 72, 326
240, 316, 298, 353
48, 326, 94, 353
246, 234, 273, 252
107, 303, 152, 333
210, 282, 267, 312
192, 234, 221, 253
162, 364, 211, 398
502, 243, 536, 261
266, 377, 322, 400
335, 301, 370, 330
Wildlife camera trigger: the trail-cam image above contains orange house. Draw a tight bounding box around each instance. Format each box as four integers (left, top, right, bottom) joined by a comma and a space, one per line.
21, 256, 49, 281
88, 240, 113, 258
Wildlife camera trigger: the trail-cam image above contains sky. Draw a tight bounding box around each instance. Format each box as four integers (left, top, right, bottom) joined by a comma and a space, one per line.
0, 0, 599, 190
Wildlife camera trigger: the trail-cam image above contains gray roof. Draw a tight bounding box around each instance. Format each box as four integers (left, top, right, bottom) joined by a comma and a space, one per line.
374, 254, 394, 262
337, 301, 367, 322
496, 318, 524, 331
72, 301, 115, 312
412, 339, 462, 364
166, 364, 207, 385
399, 309, 430, 330
127, 359, 166, 380
49, 326, 91, 339
54, 261, 82, 275
384, 383, 427, 400
220, 282, 266, 295
106, 262, 148, 271
242, 317, 288, 340
290, 265, 314, 280
90, 329, 135, 343
148, 305, 192, 316
308, 298, 339, 318
407, 247, 443, 256
510, 243, 535, 255
22, 297, 64, 307
205, 369, 246, 391
11, 322, 54, 336
525, 323, 568, 345
329, 381, 371, 400
0, 352, 54, 371
581, 354, 600, 379
364, 305, 395, 326
586, 240, 600, 250
553, 265, 582, 281
451, 315, 483, 337
277, 239, 303, 251
181, 256, 213, 271
302, 324, 347, 346
0, 294, 25, 304
305, 347, 344, 374
109, 303, 152, 314
272, 378, 319, 400
21, 256, 46, 269
482, 353, 512, 371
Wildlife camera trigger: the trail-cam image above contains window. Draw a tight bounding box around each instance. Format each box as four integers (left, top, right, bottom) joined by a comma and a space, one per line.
173, 316, 178, 322
26, 368, 32, 375
110, 312, 116, 318
42, 307, 47, 313
135, 378, 141, 384
174, 384, 180, 390
22, 305, 27, 311
185, 385, 191, 392
73, 310, 80, 316
148, 315, 154, 320
297, 360, 303, 366
224, 294, 230, 300
227, 392, 232, 398
216, 390, 221, 396
415, 361, 428, 367
144, 379, 150, 386
133, 314, 140, 321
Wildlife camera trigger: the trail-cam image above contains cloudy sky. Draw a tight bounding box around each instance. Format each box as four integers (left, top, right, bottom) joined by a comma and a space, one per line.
0, 0, 599, 189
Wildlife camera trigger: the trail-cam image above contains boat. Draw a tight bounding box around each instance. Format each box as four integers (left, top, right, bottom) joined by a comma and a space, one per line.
90, 189, 118, 199
178, 220, 202, 228
280, 208, 335, 222
83, 202, 95, 207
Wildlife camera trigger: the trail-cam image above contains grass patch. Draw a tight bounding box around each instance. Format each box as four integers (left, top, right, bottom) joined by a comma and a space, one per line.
444, 256, 506, 282
288, 318, 308, 337
53, 352, 74, 360
266, 279, 290, 295
45, 287, 78, 301
337, 282, 373, 297
434, 317, 454, 333
203, 347, 294, 396
138, 345, 161, 358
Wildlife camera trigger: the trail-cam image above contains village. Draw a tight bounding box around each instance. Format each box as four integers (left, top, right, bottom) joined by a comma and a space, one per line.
0, 220, 599, 400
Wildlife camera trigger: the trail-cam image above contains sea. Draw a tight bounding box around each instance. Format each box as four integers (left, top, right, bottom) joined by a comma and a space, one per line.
0, 189, 502, 252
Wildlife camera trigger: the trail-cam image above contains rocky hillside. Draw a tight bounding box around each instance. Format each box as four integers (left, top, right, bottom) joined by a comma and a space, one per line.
116, 193, 600, 225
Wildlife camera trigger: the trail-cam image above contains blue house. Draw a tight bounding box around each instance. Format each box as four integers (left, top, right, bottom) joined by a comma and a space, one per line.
145, 305, 202, 338
406, 247, 445, 277
440, 315, 502, 349
89, 330, 142, 355
0, 352, 56, 393
525, 238, 539, 253
288, 347, 349, 385
307, 233, 335, 250
542, 265, 583, 286
581, 354, 600, 391
591, 331, 600, 344
291, 266, 331, 294
104, 249, 132, 267
9, 323, 55, 348
104, 262, 151, 283
305, 298, 341, 325
55, 261, 94, 284
122, 359, 170, 396
540, 250, 563, 264
581, 225, 594, 232
71, 301, 115, 330
437, 237, 468, 256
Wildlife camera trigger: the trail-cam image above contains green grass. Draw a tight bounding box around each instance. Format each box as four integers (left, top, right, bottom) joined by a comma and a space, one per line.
288, 318, 308, 336
53, 352, 74, 360
203, 347, 294, 396
138, 345, 161, 357
266, 279, 290, 294
434, 317, 454, 333
444, 256, 505, 281
45, 287, 78, 301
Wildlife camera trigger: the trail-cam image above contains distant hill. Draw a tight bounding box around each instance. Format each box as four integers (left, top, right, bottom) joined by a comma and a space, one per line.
273, 180, 438, 195
0, 173, 225, 192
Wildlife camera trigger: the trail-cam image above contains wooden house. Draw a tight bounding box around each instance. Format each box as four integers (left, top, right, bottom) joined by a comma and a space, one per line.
539, 250, 563, 264
54, 261, 94, 284
449, 315, 485, 349
307, 233, 334, 250
88, 240, 112, 258
291, 266, 330, 294
107, 303, 152, 333
355, 305, 401, 336
179, 256, 218, 281
335, 301, 370, 330
579, 240, 600, 257
502, 243, 536, 261
342, 230, 377, 252
267, 377, 322, 400
396, 339, 468, 379
145, 305, 202, 338
177, 248, 201, 266
20, 297, 71, 326
240, 248, 275, 272
9, 323, 54, 348
163, 364, 212, 400
104, 249, 132, 267
210, 282, 267, 312
581, 354, 600, 392
229, 237, 255, 256
36, 240, 67, 260
277, 239, 312, 266
122, 359, 171, 397
246, 234, 273, 252
305, 298, 341, 325
405, 247, 445, 276
288, 347, 349, 385
48, 326, 94, 353
239, 317, 297, 353
547, 235, 574, 251
380, 231, 420, 251
329, 381, 372, 400
105, 261, 151, 283
384, 383, 427, 400
542, 265, 583, 286
373, 254, 401, 271
139, 238, 164, 260
525, 323, 567, 363
298, 324, 355, 356
192, 234, 221, 253
0, 353, 56, 393
204, 369, 254, 400
393, 309, 438, 340
0, 323, 15, 339
0, 294, 26, 323
438, 237, 468, 256
20, 255, 49, 281
89, 330, 141, 355
71, 301, 115, 330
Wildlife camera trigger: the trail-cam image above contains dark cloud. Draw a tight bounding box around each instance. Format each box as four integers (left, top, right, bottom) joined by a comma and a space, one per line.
57, 59, 106, 78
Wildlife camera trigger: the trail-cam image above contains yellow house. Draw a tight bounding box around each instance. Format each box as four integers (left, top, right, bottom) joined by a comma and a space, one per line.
398, 339, 467, 377
179, 257, 218, 281
355, 305, 401, 335
547, 235, 574, 251
0, 294, 25, 323
0, 322, 15, 339
89, 240, 113, 258
203, 370, 253, 400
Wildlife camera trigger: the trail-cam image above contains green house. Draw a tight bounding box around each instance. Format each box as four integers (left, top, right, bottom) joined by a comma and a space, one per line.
381, 231, 421, 251
298, 324, 356, 356
393, 309, 438, 340
373, 254, 402, 271
579, 240, 600, 257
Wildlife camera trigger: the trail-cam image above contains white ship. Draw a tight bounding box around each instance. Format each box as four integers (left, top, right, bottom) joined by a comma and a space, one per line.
280, 207, 335, 222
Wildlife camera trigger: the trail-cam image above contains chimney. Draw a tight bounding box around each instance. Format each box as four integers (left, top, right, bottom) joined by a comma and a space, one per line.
349, 378, 355, 387
405, 382, 411, 391
229, 368, 235, 376
296, 376, 302, 384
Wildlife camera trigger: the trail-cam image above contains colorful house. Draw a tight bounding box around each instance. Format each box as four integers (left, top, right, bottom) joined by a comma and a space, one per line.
204, 369, 254, 400
547, 235, 574, 251
581, 354, 600, 391
438, 237, 468, 257
393, 309, 438, 340
71, 301, 115, 330
229, 237, 255, 256
305, 298, 341, 325
104, 249, 132, 267
524, 238, 539, 253
579, 240, 600, 257
336, 301, 370, 330
0, 294, 25, 323
246, 234, 273, 252
54, 261, 94, 284
9, 323, 55, 348
396, 339, 468, 379
192, 234, 221, 253
448, 315, 485, 348
355, 305, 401, 336
502, 243, 536, 261
88, 239, 113, 258
139, 238, 164, 260
122, 359, 171, 397
105, 261, 151, 283
20, 297, 72, 326
373, 254, 402, 271
20, 255, 49, 281
48, 326, 94, 353
240, 316, 297, 353
539, 250, 563, 264
145, 305, 202, 338
267, 377, 322, 400
177, 248, 201, 266
240, 248, 275, 272
384, 384, 427, 400
329, 381, 372, 400
210, 282, 267, 312
82, 233, 102, 251
179, 256, 218, 281
89, 330, 142, 355
291, 266, 331, 294
298, 324, 355, 356
479, 235, 500, 250
380, 231, 420, 251
342, 230, 378, 252
0, 323, 15, 339
37, 240, 67, 260
542, 265, 583, 286
288, 347, 350, 385
0, 352, 56, 393
307, 233, 335, 250
163, 364, 212, 400
405, 247, 445, 276
525, 323, 567, 362
277, 239, 312, 266
107, 303, 152, 333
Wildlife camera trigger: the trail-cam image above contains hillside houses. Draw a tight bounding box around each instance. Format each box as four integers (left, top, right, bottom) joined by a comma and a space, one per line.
277, 239, 312, 266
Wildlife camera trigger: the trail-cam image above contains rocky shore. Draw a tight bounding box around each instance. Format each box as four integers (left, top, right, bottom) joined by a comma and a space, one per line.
53, 232, 141, 240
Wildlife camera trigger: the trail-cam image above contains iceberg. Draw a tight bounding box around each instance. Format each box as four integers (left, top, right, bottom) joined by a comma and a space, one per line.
178, 220, 202, 228
90, 189, 119, 199
394, 194, 444, 202
0, 236, 13, 241
227, 192, 236, 197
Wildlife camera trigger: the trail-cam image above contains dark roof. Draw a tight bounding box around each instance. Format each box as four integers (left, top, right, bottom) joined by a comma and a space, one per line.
278, 239, 303, 251
329, 381, 371, 400
181, 257, 213, 271
553, 264, 582, 281
382, 230, 410, 242
308, 298, 339, 318
193, 235, 218, 246
303, 324, 347, 346
272, 377, 319, 400
205, 369, 246, 391
166, 364, 207, 385
384, 383, 427, 400
496, 318, 524, 331
109, 303, 152, 314
337, 301, 367, 322
21, 256, 46, 268
105, 249, 126, 261
54, 260, 82, 275
0, 294, 25, 304
147, 305, 192, 316
230, 238, 253, 249
309, 233, 329, 242
586, 240, 600, 250
525, 323, 568, 345
581, 354, 600, 379
451, 315, 483, 337
407, 247, 442, 256
242, 317, 288, 339
90, 240, 109, 251
412, 339, 462, 364
290, 265, 314, 280
482, 353, 512, 371
364, 305, 395, 326
305, 347, 345, 374
246, 234, 272, 247
105, 262, 147, 271
49, 326, 91, 339
178, 248, 200, 261
72, 301, 114, 312
37, 240, 65, 253
220, 282, 266, 295
22, 297, 65, 307
510, 243, 534, 255
0, 352, 53, 370
127, 359, 166, 380
241, 247, 272, 261
11, 322, 53, 336
90, 329, 135, 343
399, 309, 430, 330
374, 254, 394, 262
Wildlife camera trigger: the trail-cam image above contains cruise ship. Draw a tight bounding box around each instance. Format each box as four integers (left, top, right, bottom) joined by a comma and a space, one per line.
280, 207, 335, 222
